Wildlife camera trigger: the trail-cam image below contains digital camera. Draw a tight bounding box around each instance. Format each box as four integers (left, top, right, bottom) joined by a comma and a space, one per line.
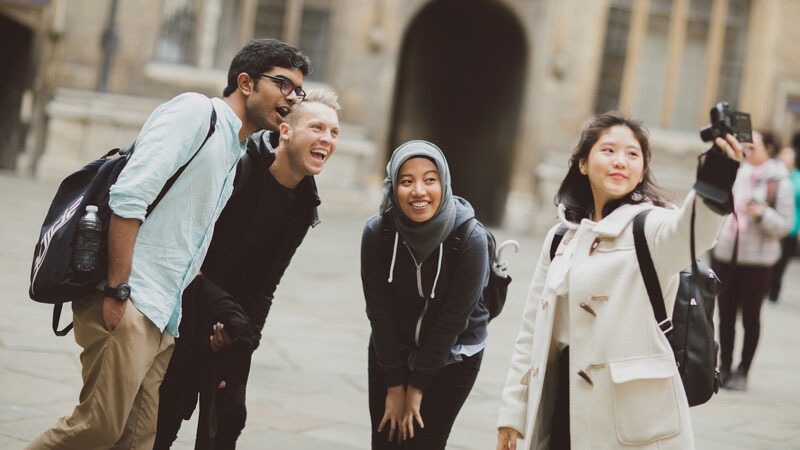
700, 101, 753, 144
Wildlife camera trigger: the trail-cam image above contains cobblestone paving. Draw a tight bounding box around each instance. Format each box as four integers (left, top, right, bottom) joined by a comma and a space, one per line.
1, 172, 798, 449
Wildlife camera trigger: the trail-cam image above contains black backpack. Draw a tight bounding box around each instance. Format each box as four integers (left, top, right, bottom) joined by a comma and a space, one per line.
29, 106, 216, 336
550, 201, 734, 407
381, 214, 511, 321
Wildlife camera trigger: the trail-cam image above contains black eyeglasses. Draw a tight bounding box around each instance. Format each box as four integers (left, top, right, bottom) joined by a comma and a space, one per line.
255, 74, 306, 103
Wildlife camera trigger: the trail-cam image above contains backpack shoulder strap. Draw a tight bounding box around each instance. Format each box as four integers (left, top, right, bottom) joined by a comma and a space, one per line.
450, 218, 479, 253
550, 224, 569, 261
766, 178, 777, 207
380, 211, 395, 244
145, 103, 217, 219
632, 209, 672, 333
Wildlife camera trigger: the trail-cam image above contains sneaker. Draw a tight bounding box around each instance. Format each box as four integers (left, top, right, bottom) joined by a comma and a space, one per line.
724, 370, 747, 391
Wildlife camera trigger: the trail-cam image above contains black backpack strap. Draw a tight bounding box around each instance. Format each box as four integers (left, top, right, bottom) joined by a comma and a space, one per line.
550, 224, 569, 261
145, 104, 217, 219
450, 218, 479, 253
632, 209, 672, 334
380, 211, 395, 243
52, 303, 73, 336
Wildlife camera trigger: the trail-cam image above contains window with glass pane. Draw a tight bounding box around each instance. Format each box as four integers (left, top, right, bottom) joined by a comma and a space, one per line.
254, 0, 286, 40
717, 0, 750, 109
154, 0, 201, 65
594, 0, 633, 114
632, 0, 672, 125
671, 0, 712, 130
213, 0, 244, 69
299, 4, 331, 81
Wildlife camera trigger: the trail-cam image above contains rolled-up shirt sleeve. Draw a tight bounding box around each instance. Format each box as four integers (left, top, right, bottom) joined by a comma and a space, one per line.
110, 93, 213, 221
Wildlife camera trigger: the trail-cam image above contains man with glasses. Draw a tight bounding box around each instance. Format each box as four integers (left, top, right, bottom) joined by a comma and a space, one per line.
153, 89, 341, 448
26, 38, 309, 450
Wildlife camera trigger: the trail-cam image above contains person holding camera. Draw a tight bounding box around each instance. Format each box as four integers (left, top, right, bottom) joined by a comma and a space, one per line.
712, 129, 794, 391
496, 110, 742, 449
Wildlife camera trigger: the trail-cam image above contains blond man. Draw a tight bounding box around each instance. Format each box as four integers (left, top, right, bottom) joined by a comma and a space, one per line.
154, 90, 341, 448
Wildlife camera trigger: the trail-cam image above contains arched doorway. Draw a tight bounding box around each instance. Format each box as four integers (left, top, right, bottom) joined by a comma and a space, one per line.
388, 0, 527, 225
0, 14, 33, 169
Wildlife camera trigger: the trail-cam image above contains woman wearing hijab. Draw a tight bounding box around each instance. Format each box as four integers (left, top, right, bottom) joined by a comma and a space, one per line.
361, 140, 489, 449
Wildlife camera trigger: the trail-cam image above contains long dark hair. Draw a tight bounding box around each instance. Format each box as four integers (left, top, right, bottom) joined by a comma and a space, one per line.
554, 111, 670, 223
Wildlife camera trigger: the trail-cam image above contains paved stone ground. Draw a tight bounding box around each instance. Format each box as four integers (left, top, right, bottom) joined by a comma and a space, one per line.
1, 171, 799, 449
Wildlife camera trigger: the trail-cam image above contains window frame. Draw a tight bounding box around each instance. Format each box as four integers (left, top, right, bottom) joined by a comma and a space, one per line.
595, 0, 751, 130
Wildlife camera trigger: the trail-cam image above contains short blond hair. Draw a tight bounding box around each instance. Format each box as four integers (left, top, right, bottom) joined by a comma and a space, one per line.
303, 88, 341, 111
286, 88, 341, 125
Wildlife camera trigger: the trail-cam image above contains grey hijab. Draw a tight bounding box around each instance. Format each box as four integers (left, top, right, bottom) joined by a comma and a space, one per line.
379, 140, 457, 261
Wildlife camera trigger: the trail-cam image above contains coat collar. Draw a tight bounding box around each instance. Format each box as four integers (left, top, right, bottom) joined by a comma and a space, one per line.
558, 202, 656, 238
591, 203, 654, 237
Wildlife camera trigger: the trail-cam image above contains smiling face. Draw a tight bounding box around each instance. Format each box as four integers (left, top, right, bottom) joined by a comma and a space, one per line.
245, 66, 304, 132
395, 157, 443, 223
579, 125, 645, 213
279, 101, 339, 178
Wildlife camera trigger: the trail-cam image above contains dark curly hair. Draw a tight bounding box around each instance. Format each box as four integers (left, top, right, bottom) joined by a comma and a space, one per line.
554, 111, 670, 223
223, 38, 310, 97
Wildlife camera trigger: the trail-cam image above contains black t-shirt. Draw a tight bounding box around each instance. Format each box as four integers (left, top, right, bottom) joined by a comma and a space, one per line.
252, 167, 298, 259
202, 159, 301, 305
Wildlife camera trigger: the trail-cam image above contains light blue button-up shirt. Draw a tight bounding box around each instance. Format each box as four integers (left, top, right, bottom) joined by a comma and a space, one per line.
109, 93, 245, 336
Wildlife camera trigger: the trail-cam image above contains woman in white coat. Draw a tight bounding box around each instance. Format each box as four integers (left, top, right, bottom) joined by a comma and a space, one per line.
496, 111, 743, 449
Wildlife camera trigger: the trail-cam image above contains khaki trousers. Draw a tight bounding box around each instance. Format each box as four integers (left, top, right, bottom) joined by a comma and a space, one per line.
27, 292, 175, 450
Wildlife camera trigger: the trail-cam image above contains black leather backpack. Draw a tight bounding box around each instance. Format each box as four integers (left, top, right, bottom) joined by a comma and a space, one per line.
632, 205, 723, 407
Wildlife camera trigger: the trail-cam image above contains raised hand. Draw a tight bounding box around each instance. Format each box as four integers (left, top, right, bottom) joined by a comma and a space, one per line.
715, 133, 744, 162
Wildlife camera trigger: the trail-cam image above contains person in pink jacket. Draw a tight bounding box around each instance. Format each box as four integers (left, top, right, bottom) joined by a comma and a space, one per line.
496, 111, 743, 449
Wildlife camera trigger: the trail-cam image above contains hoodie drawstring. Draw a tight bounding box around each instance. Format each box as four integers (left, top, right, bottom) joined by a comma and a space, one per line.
388, 231, 399, 283
387, 237, 444, 301
430, 242, 443, 299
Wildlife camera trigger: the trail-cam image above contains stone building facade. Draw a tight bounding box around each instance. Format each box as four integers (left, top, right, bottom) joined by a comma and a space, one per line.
3, 0, 800, 228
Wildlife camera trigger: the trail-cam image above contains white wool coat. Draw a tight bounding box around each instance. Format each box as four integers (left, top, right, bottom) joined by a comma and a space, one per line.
497, 192, 725, 449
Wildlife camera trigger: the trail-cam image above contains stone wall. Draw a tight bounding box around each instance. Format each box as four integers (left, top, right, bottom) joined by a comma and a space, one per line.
12, 0, 800, 228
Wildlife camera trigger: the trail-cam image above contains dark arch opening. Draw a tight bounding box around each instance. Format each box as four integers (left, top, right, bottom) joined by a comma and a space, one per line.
0, 15, 33, 169
388, 0, 527, 225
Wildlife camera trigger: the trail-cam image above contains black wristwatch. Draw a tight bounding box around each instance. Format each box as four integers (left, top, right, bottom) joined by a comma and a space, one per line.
104, 284, 131, 302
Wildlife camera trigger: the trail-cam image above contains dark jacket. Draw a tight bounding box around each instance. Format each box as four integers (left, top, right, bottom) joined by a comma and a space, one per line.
156, 131, 321, 448
201, 130, 321, 344
158, 276, 258, 448
361, 197, 490, 390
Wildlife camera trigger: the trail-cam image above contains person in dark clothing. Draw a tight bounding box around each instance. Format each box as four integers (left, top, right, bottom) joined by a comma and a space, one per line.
361, 141, 490, 450
154, 89, 341, 449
